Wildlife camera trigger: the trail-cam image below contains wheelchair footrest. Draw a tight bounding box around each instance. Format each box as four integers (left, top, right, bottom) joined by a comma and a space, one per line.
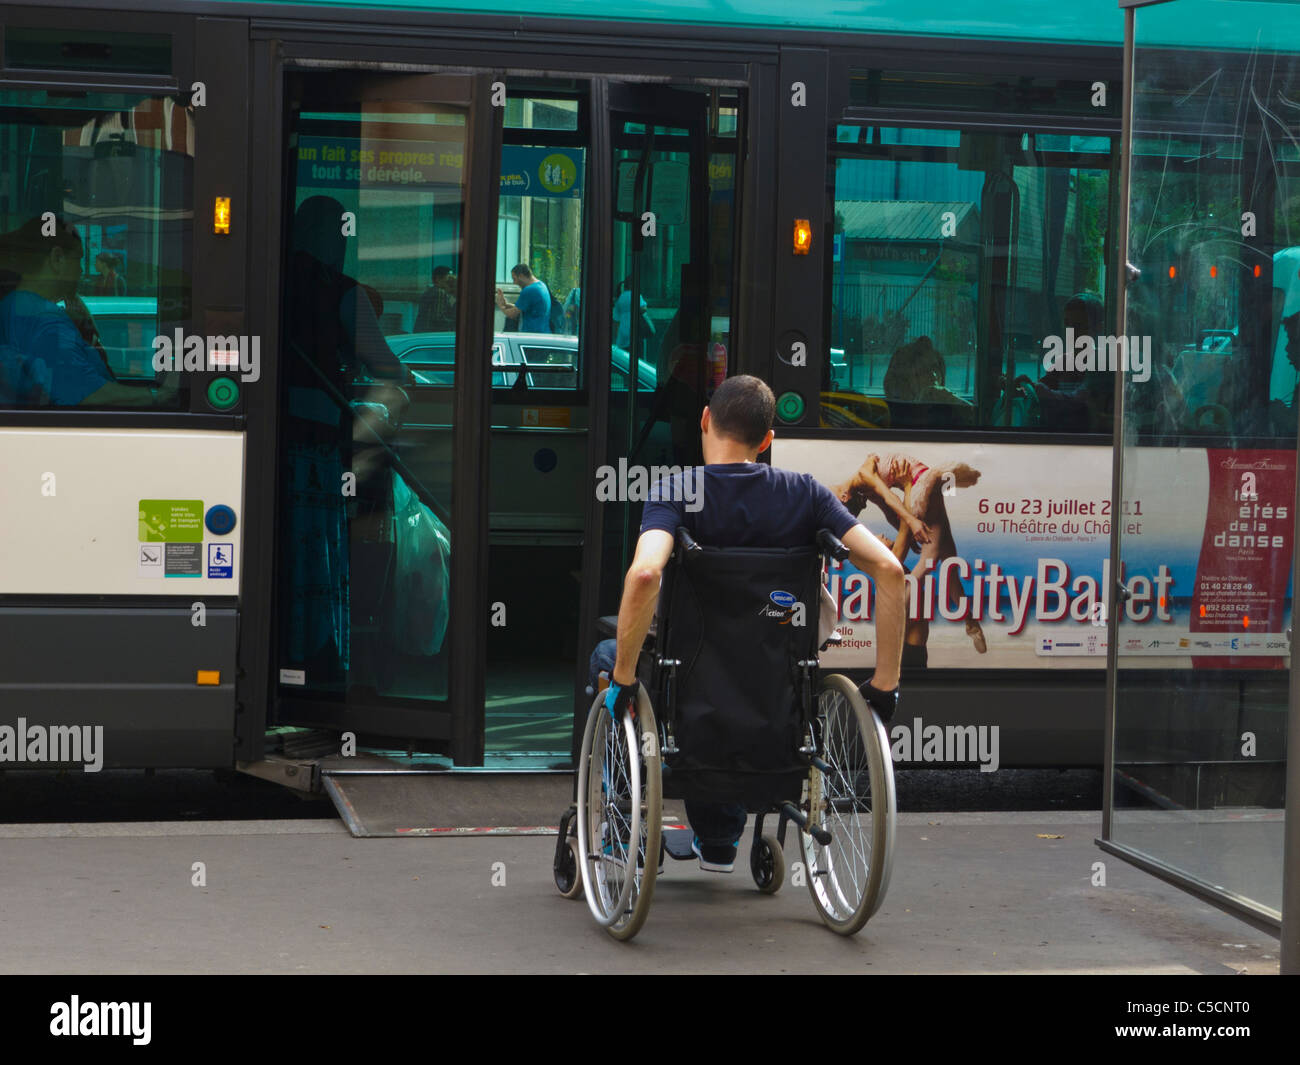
663, 828, 696, 861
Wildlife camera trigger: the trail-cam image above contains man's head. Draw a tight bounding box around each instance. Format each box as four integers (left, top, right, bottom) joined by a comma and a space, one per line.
1284, 310, 1300, 370
292, 195, 348, 271
700, 374, 775, 461
1064, 292, 1104, 336
2, 216, 84, 300
433, 265, 456, 291
511, 263, 536, 286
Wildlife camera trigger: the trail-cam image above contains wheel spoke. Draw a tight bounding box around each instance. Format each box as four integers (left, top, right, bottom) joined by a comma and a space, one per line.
803, 677, 893, 933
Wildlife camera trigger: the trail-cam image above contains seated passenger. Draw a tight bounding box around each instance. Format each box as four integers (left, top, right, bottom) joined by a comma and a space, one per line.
597, 374, 906, 873
882, 336, 973, 425
0, 217, 175, 407
1024, 293, 1113, 433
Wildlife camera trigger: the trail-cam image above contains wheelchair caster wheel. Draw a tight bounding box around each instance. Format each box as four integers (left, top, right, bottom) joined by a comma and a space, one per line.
555, 837, 583, 899
751, 833, 784, 894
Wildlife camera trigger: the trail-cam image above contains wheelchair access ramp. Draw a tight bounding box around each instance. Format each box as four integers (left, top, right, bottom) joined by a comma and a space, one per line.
240, 745, 575, 837
315, 757, 575, 837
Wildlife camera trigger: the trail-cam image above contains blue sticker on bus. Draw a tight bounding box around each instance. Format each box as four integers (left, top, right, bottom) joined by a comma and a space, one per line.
207, 543, 234, 579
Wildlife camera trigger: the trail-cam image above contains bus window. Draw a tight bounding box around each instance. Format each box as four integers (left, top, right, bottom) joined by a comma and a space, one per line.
0, 90, 192, 409
824, 126, 1112, 433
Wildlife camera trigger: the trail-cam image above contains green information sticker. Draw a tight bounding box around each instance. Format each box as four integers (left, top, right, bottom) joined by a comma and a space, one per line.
539, 152, 577, 195
139, 500, 205, 543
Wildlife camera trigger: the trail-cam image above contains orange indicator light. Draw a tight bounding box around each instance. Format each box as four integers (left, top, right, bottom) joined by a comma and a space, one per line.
214, 197, 231, 235
793, 219, 812, 255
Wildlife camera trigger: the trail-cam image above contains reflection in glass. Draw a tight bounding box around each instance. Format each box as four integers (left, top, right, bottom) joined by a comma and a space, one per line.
1111, 0, 1300, 918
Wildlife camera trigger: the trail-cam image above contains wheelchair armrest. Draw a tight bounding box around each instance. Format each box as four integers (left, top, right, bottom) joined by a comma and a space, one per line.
817, 528, 850, 562
675, 526, 702, 554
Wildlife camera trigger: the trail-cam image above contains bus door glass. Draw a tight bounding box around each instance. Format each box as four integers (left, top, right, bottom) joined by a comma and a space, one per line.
275, 72, 481, 749
571, 82, 742, 754
482, 86, 589, 764
600, 85, 741, 583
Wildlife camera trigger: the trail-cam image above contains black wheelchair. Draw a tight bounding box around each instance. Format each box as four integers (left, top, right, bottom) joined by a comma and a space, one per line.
553, 526, 896, 941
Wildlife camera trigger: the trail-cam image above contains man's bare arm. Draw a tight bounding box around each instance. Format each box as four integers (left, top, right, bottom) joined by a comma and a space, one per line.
841, 523, 906, 691
612, 529, 676, 685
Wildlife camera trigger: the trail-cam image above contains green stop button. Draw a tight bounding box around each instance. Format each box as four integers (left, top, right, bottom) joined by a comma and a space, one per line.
207, 377, 239, 410
776, 390, 805, 423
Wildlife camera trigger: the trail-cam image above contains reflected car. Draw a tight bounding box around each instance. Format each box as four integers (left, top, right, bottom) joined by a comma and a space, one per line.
819, 390, 891, 429
386, 330, 657, 391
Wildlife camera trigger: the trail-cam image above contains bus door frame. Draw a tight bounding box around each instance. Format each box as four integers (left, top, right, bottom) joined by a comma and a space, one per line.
243, 42, 503, 765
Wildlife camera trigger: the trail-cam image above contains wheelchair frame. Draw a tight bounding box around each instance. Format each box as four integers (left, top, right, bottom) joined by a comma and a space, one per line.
554, 526, 896, 941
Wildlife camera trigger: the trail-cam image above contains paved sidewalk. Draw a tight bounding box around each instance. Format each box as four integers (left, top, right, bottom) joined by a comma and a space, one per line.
0, 812, 1279, 974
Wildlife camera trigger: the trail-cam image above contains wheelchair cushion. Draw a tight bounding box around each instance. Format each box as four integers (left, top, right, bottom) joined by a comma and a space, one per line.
657, 542, 821, 806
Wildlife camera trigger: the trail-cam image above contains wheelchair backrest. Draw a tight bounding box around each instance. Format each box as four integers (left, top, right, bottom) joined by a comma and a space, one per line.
654, 533, 824, 778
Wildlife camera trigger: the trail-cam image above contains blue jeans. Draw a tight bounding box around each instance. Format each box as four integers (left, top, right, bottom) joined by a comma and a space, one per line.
588, 638, 747, 849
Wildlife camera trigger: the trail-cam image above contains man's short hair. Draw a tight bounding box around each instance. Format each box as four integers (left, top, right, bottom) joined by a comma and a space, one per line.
432, 265, 451, 281
511, 263, 534, 280
708, 374, 774, 447
1, 215, 82, 277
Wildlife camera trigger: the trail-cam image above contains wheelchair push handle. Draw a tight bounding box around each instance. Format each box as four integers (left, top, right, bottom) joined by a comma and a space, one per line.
675, 526, 703, 553
817, 529, 850, 562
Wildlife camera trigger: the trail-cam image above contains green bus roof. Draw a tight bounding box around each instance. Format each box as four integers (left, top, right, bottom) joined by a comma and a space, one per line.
195, 0, 1128, 46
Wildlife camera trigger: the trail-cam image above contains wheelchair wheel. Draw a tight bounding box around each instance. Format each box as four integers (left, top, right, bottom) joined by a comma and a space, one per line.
801, 674, 896, 935
750, 833, 785, 895
554, 838, 583, 900
575, 686, 662, 940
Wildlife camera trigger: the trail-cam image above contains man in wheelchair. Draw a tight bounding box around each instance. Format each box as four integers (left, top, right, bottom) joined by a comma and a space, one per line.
601, 374, 906, 872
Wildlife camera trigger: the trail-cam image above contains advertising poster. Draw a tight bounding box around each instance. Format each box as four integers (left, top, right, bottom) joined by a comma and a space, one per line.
774, 440, 1294, 670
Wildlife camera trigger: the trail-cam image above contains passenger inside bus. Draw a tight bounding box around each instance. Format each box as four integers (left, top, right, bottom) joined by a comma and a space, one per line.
280, 193, 452, 691
881, 335, 974, 427
0, 216, 177, 408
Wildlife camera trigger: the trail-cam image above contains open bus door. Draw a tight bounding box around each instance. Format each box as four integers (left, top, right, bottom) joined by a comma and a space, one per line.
573, 80, 737, 753
259, 61, 738, 774
268, 69, 502, 765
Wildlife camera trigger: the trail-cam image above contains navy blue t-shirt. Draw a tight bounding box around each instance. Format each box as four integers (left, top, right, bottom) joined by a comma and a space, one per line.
640, 463, 858, 548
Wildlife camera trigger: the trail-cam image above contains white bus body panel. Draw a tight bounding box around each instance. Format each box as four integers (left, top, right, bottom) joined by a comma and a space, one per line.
0, 427, 245, 596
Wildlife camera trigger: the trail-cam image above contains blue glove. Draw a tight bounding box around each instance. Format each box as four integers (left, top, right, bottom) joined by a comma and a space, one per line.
604, 678, 641, 720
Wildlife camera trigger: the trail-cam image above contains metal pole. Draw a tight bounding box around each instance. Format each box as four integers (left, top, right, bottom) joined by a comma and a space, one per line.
1102, 3, 1137, 844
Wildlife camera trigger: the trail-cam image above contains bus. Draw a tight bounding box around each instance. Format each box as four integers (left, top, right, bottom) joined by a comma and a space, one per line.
4, 0, 1283, 786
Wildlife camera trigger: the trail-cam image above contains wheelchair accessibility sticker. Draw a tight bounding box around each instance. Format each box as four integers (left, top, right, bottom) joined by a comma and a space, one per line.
207, 543, 234, 579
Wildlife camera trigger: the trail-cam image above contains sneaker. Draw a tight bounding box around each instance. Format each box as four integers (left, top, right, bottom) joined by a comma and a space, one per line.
691, 835, 738, 873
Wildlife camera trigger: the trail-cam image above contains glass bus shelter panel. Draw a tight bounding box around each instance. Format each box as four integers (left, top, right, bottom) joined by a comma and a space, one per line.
1111, 0, 1300, 919
823, 125, 1112, 432
277, 76, 464, 724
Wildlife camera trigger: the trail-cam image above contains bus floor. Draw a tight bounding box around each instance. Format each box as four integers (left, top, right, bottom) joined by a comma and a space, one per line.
483, 655, 574, 768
